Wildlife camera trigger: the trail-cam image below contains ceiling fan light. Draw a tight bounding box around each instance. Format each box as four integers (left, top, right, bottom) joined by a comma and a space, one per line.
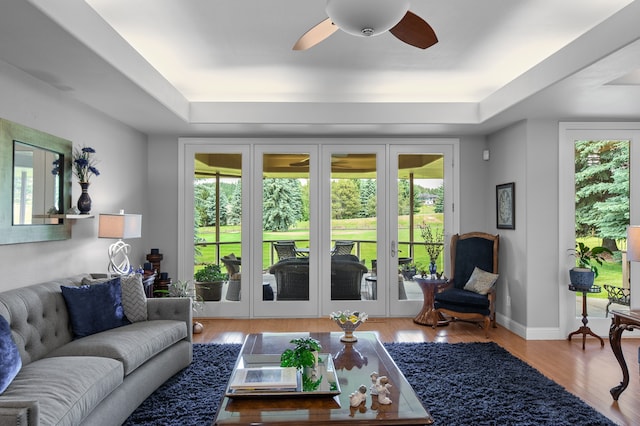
326, 0, 410, 37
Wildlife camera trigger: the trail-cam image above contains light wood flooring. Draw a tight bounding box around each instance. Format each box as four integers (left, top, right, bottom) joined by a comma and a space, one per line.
193, 317, 640, 426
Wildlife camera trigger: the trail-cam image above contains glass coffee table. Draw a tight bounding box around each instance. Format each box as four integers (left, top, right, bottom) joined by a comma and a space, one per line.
213, 332, 433, 425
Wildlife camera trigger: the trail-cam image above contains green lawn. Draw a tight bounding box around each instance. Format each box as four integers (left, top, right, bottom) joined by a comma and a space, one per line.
196, 207, 444, 271
195, 216, 623, 300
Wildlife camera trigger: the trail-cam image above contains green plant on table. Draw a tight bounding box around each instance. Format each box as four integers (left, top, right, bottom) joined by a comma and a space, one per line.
154, 280, 203, 312
193, 263, 227, 282
568, 242, 613, 278
280, 337, 322, 370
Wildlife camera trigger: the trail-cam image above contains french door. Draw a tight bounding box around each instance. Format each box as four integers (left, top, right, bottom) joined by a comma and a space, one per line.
179, 139, 458, 318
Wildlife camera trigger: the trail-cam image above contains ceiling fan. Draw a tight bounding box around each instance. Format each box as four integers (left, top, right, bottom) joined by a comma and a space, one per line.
293, 0, 438, 51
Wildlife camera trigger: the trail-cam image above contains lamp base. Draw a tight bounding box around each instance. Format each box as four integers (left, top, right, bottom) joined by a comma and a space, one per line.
107, 239, 132, 275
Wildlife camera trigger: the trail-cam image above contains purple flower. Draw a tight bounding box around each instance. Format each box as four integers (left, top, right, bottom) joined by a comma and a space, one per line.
81, 147, 96, 153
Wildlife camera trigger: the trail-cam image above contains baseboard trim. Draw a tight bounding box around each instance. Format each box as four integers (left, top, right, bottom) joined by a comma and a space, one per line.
496, 313, 563, 340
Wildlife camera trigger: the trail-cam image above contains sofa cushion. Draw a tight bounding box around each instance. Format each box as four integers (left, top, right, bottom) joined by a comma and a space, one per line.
0, 356, 122, 425
463, 267, 499, 295
435, 287, 490, 308
46, 320, 188, 375
120, 274, 148, 322
61, 278, 129, 338
83, 274, 148, 323
0, 316, 21, 394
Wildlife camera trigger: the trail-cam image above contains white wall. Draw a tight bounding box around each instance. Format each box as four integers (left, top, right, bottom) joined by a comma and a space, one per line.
487, 121, 528, 330
0, 60, 148, 290
146, 135, 180, 281
458, 135, 490, 233
485, 119, 562, 338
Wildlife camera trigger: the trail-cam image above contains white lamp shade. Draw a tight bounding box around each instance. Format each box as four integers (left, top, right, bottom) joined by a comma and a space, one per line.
98, 213, 142, 239
326, 0, 410, 37
627, 225, 640, 262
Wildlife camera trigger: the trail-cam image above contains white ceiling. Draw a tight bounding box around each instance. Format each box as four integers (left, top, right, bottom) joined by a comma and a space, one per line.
2, 0, 640, 136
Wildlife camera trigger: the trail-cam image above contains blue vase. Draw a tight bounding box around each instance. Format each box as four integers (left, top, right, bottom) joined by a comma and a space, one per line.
77, 182, 92, 215
429, 261, 437, 275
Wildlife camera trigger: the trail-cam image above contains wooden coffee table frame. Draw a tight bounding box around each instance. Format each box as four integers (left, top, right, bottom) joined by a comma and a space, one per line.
213, 332, 433, 425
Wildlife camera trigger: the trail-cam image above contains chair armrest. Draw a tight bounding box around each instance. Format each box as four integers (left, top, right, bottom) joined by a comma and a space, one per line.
0, 400, 38, 425
147, 297, 193, 342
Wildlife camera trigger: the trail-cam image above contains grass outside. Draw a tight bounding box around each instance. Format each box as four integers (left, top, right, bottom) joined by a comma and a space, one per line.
195, 206, 444, 272
194, 212, 624, 300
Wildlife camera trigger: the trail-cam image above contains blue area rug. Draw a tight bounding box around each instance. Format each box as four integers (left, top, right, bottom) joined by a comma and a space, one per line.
124, 342, 615, 426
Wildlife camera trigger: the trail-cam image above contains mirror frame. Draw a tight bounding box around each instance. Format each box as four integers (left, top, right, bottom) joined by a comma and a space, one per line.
0, 118, 72, 244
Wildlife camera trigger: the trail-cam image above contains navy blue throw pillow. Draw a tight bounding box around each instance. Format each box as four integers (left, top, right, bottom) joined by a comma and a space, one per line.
61, 277, 130, 338
0, 315, 22, 394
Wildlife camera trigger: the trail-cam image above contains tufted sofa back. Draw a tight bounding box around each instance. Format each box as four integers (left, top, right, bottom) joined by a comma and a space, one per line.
0, 274, 89, 366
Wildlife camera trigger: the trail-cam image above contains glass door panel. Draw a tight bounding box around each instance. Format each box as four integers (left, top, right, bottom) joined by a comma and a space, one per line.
389, 144, 454, 317
254, 146, 318, 318
193, 153, 243, 302
573, 139, 630, 318
330, 153, 377, 301
322, 145, 385, 317
181, 143, 250, 318
263, 153, 311, 300
396, 154, 445, 301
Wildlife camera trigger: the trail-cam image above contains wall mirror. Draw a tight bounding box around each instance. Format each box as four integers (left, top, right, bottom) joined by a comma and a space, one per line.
0, 118, 72, 244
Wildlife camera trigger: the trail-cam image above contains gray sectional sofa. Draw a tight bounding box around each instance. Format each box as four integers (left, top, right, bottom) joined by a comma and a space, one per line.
0, 274, 193, 426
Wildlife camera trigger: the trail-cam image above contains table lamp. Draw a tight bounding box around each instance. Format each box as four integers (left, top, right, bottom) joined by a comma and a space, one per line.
98, 210, 142, 276
627, 225, 640, 262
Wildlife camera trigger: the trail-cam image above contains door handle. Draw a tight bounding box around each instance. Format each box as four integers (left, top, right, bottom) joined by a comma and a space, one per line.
391, 240, 396, 258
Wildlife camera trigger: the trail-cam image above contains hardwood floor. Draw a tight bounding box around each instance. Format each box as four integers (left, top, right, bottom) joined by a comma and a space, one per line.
193, 317, 640, 426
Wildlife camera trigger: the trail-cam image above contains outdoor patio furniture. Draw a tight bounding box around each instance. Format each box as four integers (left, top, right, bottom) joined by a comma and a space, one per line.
331, 240, 355, 256
331, 254, 368, 300
603, 284, 631, 317
269, 257, 310, 300
274, 241, 307, 260
221, 254, 241, 301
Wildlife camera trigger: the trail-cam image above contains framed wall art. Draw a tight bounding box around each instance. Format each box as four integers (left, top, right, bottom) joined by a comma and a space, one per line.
496, 182, 515, 230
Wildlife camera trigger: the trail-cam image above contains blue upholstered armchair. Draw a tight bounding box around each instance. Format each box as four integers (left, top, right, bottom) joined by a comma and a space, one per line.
433, 232, 499, 336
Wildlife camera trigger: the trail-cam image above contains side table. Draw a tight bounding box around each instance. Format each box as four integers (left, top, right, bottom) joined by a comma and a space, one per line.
364, 275, 377, 300
567, 284, 604, 349
413, 278, 449, 326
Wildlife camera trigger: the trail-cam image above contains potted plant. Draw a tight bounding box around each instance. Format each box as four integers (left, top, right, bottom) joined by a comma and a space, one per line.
194, 263, 227, 301
280, 337, 323, 391
401, 263, 417, 280
568, 242, 612, 289
418, 222, 444, 279
158, 280, 205, 334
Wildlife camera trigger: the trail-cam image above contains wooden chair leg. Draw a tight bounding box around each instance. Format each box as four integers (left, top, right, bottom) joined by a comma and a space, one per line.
484, 317, 491, 338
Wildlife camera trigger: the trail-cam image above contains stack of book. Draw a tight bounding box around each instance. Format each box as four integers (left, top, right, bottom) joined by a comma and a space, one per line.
229, 366, 300, 393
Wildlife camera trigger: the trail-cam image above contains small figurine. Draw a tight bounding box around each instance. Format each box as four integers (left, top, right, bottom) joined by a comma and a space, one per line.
369, 371, 379, 396
376, 376, 393, 405
349, 384, 367, 407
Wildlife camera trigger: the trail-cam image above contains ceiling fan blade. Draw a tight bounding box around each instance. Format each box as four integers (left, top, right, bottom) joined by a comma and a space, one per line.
389, 11, 438, 49
293, 17, 338, 50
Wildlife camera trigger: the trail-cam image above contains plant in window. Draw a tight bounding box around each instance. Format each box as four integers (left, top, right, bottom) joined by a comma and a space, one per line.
569, 242, 612, 277
418, 221, 444, 277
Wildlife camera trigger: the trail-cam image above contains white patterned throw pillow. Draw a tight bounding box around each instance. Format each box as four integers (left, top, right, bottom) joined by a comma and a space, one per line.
120, 274, 148, 322
463, 267, 499, 295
